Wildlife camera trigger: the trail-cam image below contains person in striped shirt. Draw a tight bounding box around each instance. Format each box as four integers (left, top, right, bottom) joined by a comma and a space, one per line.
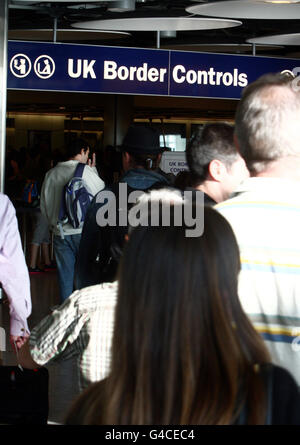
216, 72, 300, 386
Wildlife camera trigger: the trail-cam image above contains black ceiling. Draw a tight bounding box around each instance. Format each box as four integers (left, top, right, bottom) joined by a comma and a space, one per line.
7, 0, 300, 58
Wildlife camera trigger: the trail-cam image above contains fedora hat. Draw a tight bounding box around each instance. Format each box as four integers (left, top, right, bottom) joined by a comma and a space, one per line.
121, 125, 164, 155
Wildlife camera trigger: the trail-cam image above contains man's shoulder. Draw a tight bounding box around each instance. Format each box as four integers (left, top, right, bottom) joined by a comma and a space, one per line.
0, 194, 15, 223
43, 161, 73, 181
74, 282, 118, 312
0, 193, 9, 204
0, 193, 11, 210
216, 178, 265, 213
77, 281, 118, 297
216, 177, 300, 213
51, 160, 79, 171
215, 193, 247, 212
30, 282, 118, 341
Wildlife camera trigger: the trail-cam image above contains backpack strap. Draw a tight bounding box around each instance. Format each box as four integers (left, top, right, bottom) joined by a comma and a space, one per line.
74, 162, 85, 178
57, 163, 86, 239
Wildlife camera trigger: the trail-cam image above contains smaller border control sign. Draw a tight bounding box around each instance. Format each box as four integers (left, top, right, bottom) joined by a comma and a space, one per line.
160, 152, 188, 176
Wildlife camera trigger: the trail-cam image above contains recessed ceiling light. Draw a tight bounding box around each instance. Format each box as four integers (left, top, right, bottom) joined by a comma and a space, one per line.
186, 1, 300, 19
72, 17, 242, 32
247, 32, 300, 45
262, 0, 300, 3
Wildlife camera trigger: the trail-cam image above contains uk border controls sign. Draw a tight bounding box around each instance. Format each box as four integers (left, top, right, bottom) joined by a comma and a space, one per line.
7, 40, 300, 100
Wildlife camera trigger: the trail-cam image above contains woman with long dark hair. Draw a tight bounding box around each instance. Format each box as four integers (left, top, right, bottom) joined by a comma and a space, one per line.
66, 205, 300, 425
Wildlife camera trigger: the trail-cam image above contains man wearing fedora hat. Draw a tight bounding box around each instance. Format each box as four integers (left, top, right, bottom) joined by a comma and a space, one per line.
75, 125, 172, 290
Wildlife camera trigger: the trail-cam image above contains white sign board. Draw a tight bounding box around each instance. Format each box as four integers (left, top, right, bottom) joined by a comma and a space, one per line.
160, 152, 188, 176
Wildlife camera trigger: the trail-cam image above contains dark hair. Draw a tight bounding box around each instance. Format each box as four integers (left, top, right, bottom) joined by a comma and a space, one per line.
66, 206, 270, 425
186, 123, 238, 185
174, 170, 196, 190
126, 152, 161, 171
66, 138, 89, 159
121, 125, 163, 156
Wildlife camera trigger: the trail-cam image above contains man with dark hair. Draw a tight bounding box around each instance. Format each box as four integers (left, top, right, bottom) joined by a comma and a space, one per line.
186, 123, 249, 204
75, 125, 172, 290
40, 138, 104, 302
65, 139, 89, 161
216, 73, 300, 386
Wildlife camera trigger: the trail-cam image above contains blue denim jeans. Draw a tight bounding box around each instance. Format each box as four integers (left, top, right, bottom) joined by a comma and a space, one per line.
53, 233, 82, 303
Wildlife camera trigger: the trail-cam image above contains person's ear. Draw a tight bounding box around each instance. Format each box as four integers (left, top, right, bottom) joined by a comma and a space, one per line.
208, 159, 226, 182
122, 152, 131, 171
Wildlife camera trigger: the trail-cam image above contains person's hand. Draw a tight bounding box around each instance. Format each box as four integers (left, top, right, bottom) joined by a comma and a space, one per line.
10, 334, 29, 352
88, 153, 96, 168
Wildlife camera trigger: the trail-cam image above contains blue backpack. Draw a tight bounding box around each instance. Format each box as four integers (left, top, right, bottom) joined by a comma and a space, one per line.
58, 163, 93, 238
